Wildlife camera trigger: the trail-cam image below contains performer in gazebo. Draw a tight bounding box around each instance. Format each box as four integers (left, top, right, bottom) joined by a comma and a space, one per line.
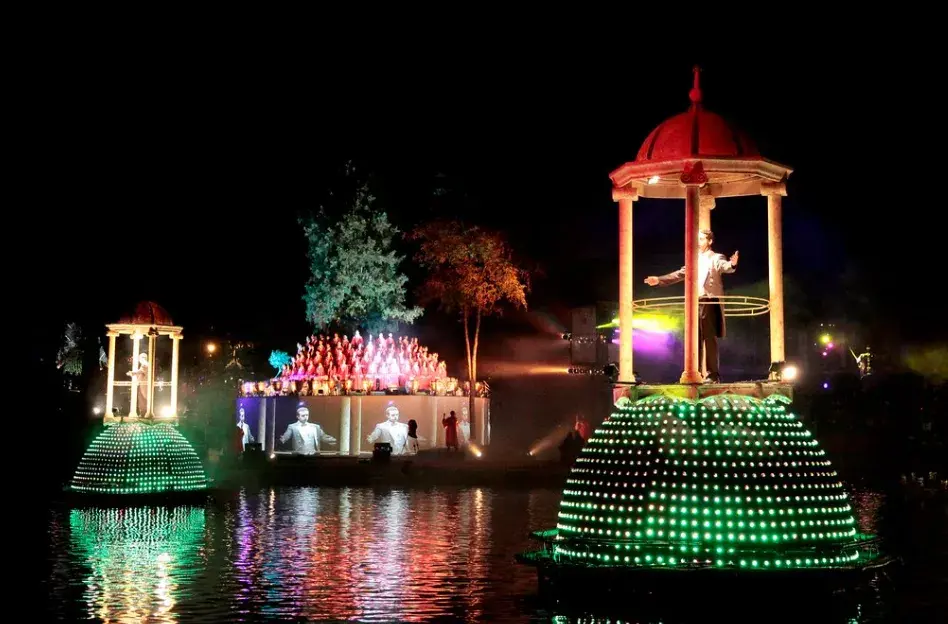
645, 229, 738, 382
127, 353, 150, 414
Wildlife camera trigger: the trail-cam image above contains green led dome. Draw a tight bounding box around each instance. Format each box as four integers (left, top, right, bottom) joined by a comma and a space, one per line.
523, 393, 875, 572
70, 423, 207, 495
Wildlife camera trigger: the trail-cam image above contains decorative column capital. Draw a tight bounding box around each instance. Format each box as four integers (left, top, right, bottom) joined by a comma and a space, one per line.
106, 331, 120, 338
679, 161, 708, 187
760, 181, 787, 196
612, 186, 639, 202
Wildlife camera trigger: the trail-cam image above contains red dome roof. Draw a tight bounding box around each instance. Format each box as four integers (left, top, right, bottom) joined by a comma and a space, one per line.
120, 301, 174, 326
635, 67, 759, 163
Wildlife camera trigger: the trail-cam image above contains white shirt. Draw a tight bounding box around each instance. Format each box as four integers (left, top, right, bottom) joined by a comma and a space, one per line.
367, 420, 409, 455
698, 250, 733, 297
280, 422, 335, 455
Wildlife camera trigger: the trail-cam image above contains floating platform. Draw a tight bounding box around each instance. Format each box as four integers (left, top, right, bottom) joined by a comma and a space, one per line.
516, 383, 892, 592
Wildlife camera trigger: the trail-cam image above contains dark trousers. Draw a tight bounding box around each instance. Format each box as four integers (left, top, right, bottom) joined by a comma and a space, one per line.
699, 299, 723, 380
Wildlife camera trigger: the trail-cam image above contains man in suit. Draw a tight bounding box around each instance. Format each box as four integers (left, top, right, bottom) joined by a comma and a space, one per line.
645, 229, 738, 382
280, 405, 336, 455
367, 403, 409, 455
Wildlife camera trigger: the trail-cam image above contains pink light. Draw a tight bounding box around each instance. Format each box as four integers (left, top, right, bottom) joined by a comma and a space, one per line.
827, 343, 835, 349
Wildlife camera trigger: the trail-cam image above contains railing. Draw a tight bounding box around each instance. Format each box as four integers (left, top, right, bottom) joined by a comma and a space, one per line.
632, 295, 770, 318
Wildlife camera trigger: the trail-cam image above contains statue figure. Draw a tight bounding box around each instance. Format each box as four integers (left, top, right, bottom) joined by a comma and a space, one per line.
366, 403, 409, 455
279, 405, 336, 455
126, 353, 149, 415
645, 229, 738, 382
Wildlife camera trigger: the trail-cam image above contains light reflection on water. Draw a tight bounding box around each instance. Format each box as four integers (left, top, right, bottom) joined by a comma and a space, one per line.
44, 488, 910, 622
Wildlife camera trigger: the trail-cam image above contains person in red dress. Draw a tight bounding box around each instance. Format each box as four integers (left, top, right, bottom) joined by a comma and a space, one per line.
443, 410, 459, 451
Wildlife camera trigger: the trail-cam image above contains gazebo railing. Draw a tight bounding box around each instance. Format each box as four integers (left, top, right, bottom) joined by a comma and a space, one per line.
632, 295, 770, 318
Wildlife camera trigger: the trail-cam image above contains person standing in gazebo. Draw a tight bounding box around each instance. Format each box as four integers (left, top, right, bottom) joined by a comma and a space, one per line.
127, 353, 150, 414
645, 229, 738, 382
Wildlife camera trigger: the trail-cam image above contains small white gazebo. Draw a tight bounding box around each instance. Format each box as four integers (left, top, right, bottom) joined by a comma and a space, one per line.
103, 301, 183, 423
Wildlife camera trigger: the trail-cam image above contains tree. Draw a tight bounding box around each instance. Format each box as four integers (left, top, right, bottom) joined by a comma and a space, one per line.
269, 349, 292, 374
410, 220, 530, 441
56, 322, 84, 376
300, 182, 422, 334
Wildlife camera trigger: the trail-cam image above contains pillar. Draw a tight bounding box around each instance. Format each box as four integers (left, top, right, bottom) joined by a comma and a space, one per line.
170, 334, 181, 418
258, 399, 267, 451
104, 331, 118, 419
615, 190, 637, 382
146, 331, 157, 417
698, 195, 714, 378
430, 397, 440, 448
680, 182, 703, 384
763, 182, 787, 366
699, 194, 714, 231
348, 397, 362, 456
130, 333, 142, 417
339, 397, 351, 454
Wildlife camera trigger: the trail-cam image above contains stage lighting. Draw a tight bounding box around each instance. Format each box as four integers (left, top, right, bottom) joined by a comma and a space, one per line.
768, 361, 799, 382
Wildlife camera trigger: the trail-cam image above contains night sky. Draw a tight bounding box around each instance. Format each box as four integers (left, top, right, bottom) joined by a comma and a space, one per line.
30, 46, 942, 371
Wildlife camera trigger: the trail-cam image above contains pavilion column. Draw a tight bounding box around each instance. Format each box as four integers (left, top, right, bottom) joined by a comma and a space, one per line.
762, 182, 788, 369
699, 194, 714, 231
130, 333, 142, 417
146, 330, 157, 418
105, 331, 118, 419
170, 334, 181, 418
698, 194, 715, 377
615, 189, 638, 383
680, 163, 706, 384
339, 396, 352, 455
349, 397, 362, 456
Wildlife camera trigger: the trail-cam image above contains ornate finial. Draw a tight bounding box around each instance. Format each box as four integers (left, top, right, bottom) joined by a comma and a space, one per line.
689, 65, 703, 107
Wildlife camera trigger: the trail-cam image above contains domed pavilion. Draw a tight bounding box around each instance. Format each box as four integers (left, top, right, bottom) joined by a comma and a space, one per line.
517, 68, 883, 583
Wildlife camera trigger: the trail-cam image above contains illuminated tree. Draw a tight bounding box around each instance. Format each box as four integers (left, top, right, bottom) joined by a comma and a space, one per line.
56, 321, 84, 376
268, 349, 292, 374
410, 220, 530, 439
300, 182, 422, 334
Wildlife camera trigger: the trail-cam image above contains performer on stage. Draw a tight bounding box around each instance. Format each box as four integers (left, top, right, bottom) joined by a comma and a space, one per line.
366, 403, 409, 455
126, 353, 150, 415
645, 229, 738, 382
443, 410, 459, 451
279, 405, 336, 455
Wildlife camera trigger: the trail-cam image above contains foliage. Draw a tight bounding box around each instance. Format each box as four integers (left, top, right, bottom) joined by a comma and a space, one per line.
410, 219, 530, 438
410, 220, 529, 316
56, 322, 84, 376
268, 349, 293, 373
301, 181, 422, 334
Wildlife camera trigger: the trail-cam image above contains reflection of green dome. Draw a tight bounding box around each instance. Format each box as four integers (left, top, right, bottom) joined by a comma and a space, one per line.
70, 423, 207, 495
523, 393, 874, 571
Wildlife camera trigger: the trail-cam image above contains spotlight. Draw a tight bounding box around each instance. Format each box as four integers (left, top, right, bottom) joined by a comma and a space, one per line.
768, 362, 799, 382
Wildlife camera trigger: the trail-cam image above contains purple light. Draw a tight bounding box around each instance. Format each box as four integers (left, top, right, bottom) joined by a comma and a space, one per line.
827, 342, 834, 349
822, 382, 829, 389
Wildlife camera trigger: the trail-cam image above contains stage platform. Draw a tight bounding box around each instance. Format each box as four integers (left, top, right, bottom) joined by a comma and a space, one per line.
613, 380, 793, 403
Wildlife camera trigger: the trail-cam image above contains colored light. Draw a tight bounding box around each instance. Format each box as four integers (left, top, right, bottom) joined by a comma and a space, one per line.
820, 334, 831, 345
528, 393, 861, 570
823, 382, 829, 389
70, 423, 207, 495
781, 365, 799, 381
206, 342, 217, 354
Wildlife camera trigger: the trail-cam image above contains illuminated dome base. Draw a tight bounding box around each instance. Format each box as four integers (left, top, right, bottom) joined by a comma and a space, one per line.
518, 393, 884, 576
70, 423, 207, 495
